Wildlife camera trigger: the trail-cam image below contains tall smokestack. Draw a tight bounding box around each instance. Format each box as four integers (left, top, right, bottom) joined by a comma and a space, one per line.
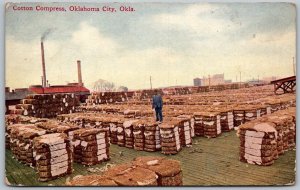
41, 41, 47, 87
77, 60, 83, 86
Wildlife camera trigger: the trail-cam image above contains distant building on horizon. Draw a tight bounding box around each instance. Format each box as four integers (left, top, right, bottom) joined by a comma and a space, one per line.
202, 73, 225, 86
193, 73, 232, 86
224, 79, 232, 83
193, 78, 202, 86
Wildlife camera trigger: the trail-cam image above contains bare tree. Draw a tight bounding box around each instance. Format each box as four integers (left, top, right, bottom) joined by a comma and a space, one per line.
93, 79, 116, 92
118, 86, 128, 92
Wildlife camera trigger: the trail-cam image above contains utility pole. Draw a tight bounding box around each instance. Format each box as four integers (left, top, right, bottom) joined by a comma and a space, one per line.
293, 57, 296, 76
208, 75, 211, 87
239, 71, 241, 88
150, 76, 152, 89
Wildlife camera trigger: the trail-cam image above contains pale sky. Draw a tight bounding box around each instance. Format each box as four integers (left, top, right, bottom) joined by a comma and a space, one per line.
5, 2, 296, 90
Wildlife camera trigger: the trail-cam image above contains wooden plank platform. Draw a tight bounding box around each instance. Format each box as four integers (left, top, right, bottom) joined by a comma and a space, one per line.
5, 130, 295, 186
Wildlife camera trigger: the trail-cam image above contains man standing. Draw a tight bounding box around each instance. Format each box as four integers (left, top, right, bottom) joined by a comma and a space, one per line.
152, 89, 163, 122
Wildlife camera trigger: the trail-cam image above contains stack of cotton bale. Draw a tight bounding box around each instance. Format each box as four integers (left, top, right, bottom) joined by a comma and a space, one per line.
133, 156, 183, 186
202, 112, 221, 138
35, 120, 80, 141
283, 107, 296, 145
233, 107, 245, 128
85, 95, 98, 105
124, 109, 141, 118
98, 117, 112, 141
72, 128, 110, 166
86, 92, 130, 105
169, 117, 192, 147
33, 133, 73, 181
5, 116, 47, 150
273, 110, 296, 149
5, 126, 11, 149
268, 100, 282, 113
8, 108, 24, 115
9, 124, 46, 166
56, 113, 85, 128
211, 107, 234, 132
116, 120, 125, 147
77, 105, 121, 114
259, 105, 269, 116
257, 115, 286, 155
5, 114, 48, 125
238, 121, 278, 166
105, 163, 158, 186
133, 120, 145, 151
177, 114, 195, 138
284, 107, 296, 124
15, 93, 78, 118
109, 118, 119, 144
144, 119, 161, 152
66, 156, 183, 186
217, 108, 234, 132
256, 107, 296, 152
193, 112, 204, 136
160, 120, 181, 155
66, 175, 118, 186
244, 106, 261, 122
123, 120, 138, 148
76, 114, 111, 137
138, 89, 164, 100
5, 114, 24, 125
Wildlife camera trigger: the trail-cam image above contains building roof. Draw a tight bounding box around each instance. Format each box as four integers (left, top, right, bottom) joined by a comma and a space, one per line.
29, 85, 90, 94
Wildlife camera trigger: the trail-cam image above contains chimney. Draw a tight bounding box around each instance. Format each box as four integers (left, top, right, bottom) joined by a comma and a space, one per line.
41, 41, 47, 87
77, 60, 83, 86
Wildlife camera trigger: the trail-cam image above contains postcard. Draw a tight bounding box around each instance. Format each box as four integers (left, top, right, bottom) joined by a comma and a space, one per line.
5, 1, 296, 186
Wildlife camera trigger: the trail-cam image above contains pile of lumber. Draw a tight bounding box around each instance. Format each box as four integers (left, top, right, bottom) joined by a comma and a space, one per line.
33, 133, 73, 181
13, 93, 79, 118
66, 156, 182, 186
72, 128, 110, 166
